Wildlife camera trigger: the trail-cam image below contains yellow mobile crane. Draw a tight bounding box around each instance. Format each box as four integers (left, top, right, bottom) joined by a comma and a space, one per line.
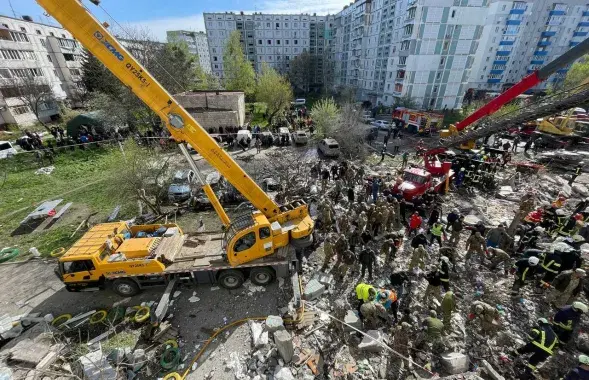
39, 0, 313, 295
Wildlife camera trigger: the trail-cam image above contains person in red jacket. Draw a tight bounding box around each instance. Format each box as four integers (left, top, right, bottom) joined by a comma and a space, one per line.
407, 212, 422, 237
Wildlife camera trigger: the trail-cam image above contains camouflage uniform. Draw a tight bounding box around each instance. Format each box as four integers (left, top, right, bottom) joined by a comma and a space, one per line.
358, 212, 368, 233
334, 234, 349, 264
464, 232, 486, 262
441, 291, 456, 332
321, 235, 337, 270
346, 166, 356, 187
392, 199, 402, 229
360, 302, 387, 329
471, 301, 500, 334
380, 206, 391, 233
380, 238, 396, 263
409, 245, 427, 271
338, 214, 350, 235
337, 249, 356, 280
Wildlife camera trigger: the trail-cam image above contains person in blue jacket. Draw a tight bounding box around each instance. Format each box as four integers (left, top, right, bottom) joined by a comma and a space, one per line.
563, 355, 589, 380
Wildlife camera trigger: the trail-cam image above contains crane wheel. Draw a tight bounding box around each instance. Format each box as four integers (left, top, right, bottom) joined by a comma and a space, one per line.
250, 267, 276, 286
217, 269, 245, 290
112, 278, 140, 296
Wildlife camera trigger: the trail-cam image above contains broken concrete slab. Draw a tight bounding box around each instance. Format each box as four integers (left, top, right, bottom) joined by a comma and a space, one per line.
249, 320, 268, 348
303, 279, 326, 301
8, 338, 52, 367
79, 349, 116, 380
273, 330, 294, 363
274, 366, 295, 380
131, 349, 146, 372
480, 359, 505, 380
358, 330, 384, 353
313, 273, 334, 287
343, 310, 361, 332
440, 352, 469, 375
265, 315, 285, 332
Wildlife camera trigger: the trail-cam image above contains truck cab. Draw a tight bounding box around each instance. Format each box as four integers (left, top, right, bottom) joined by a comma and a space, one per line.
394, 167, 432, 201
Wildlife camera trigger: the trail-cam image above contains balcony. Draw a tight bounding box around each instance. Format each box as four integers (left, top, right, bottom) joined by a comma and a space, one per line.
557, 68, 569, 73
506, 20, 521, 25
493, 59, 508, 64
496, 51, 511, 56
579, 22, 589, 27
549, 10, 566, 16
574, 31, 588, 37
534, 50, 548, 56
509, 9, 525, 14
490, 69, 504, 74
537, 40, 551, 46
487, 78, 501, 83
570, 41, 580, 47
530, 60, 544, 65
541, 31, 556, 37
499, 40, 514, 45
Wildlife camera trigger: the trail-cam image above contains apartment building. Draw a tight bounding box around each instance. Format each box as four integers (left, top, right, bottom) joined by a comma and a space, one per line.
167, 30, 212, 73
0, 15, 84, 127
334, 0, 488, 109
203, 12, 335, 88
469, 0, 589, 94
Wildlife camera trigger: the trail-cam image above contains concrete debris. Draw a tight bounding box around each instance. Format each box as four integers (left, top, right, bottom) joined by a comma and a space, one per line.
343, 310, 361, 331
249, 320, 269, 348
226, 352, 247, 379
79, 349, 116, 380
358, 330, 385, 352
189, 291, 200, 303
0, 367, 12, 380
440, 352, 469, 375
173, 291, 182, 298
274, 366, 295, 380
303, 279, 326, 301
273, 330, 294, 363
34, 166, 54, 175
480, 359, 505, 380
131, 349, 146, 372
265, 315, 285, 332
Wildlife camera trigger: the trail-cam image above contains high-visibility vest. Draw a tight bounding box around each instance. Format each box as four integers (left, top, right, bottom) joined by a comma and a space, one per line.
541, 259, 561, 274
431, 224, 444, 237
530, 326, 558, 355
356, 283, 375, 302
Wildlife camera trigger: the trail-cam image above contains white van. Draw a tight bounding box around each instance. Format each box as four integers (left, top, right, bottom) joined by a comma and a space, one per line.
0, 141, 17, 159
292, 130, 308, 145
292, 99, 306, 106
318, 138, 340, 158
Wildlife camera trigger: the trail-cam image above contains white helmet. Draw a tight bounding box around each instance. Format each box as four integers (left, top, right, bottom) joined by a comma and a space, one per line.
441, 256, 450, 263
528, 256, 540, 266
573, 302, 588, 313
537, 317, 549, 325
580, 354, 589, 365
534, 226, 544, 233
475, 304, 484, 314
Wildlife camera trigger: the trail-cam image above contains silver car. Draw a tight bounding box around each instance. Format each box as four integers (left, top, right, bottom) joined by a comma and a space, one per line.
168, 169, 196, 202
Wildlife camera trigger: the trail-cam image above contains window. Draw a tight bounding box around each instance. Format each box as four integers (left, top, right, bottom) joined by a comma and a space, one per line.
276, 23, 280, 28
501, 4, 506, 11
49, 32, 54, 37
451, 10, 456, 18
294, 39, 298, 45
277, 40, 280, 45
436, 72, 441, 80
266, 22, 270, 27
214, 64, 218, 69
1, 24, 8, 28
259, 227, 271, 239
267, 40, 271, 44
10, 32, 29, 43
11, 68, 43, 77
47, 54, 52, 63
69, 68, 81, 76
40, 39, 45, 47
213, 56, 218, 61
11, 105, 31, 115
58, 38, 78, 49
433, 86, 438, 93
53, 69, 58, 77
285, 40, 289, 45
35, 29, 41, 35
63, 53, 75, 61
0, 49, 20, 60
233, 232, 256, 253
20, 27, 26, 32
258, 40, 262, 44
399, 56, 407, 65
62, 260, 95, 274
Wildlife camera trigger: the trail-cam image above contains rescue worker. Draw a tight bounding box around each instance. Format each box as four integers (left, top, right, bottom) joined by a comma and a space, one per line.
411, 229, 429, 249
511, 256, 540, 297
355, 283, 377, 318
563, 354, 589, 380
439, 246, 457, 271
338, 214, 350, 235
360, 301, 388, 329
466, 220, 487, 237
547, 269, 586, 308
423, 310, 445, 350
486, 223, 509, 249
518, 226, 542, 253
407, 212, 423, 237
465, 231, 487, 263
470, 300, 500, 335
514, 318, 558, 377
424, 268, 443, 304
409, 244, 427, 273
455, 167, 466, 188
338, 249, 356, 281
430, 221, 446, 246
334, 233, 349, 264
385, 203, 395, 231
376, 288, 399, 323
441, 290, 456, 332
439, 256, 451, 291
358, 247, 377, 280
321, 201, 334, 231
321, 233, 337, 271
380, 205, 390, 234
538, 250, 562, 287
552, 302, 588, 344
358, 211, 368, 233
487, 247, 511, 271
447, 208, 460, 226
559, 214, 582, 237
574, 197, 589, 214
372, 206, 385, 236
392, 198, 402, 229
448, 214, 464, 246
569, 162, 584, 186
320, 166, 330, 192
380, 237, 396, 264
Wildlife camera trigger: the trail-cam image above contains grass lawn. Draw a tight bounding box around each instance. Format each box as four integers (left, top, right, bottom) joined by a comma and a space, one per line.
0, 145, 137, 258
247, 102, 268, 128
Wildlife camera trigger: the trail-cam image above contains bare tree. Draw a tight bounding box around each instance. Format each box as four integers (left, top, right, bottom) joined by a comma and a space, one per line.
332, 103, 369, 160
6, 73, 56, 130
288, 51, 314, 95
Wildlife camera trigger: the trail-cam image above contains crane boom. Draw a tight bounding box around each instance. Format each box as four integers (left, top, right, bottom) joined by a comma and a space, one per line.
455, 37, 589, 131
38, 0, 281, 217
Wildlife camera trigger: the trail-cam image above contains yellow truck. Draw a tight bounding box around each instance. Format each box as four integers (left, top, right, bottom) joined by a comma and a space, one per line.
59, 219, 297, 296
38, 0, 315, 296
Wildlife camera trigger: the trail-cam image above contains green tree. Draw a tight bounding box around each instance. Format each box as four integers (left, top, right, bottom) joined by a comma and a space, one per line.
288, 51, 314, 94
223, 31, 256, 97
563, 55, 589, 91
311, 98, 340, 137
394, 94, 419, 109
255, 63, 293, 125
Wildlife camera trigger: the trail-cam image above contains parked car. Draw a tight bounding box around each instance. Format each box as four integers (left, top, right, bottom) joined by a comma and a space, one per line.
318, 138, 340, 158
292, 130, 309, 145
371, 120, 391, 130
292, 98, 306, 106
0, 141, 17, 159
168, 169, 196, 203
278, 127, 291, 145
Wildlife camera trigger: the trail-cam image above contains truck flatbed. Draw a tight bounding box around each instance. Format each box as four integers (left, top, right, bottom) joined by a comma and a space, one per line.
159, 233, 291, 275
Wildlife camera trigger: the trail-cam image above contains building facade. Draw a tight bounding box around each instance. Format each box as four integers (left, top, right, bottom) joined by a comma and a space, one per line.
468, 0, 589, 94
334, 0, 488, 109
203, 12, 335, 88
0, 15, 84, 127
167, 30, 212, 73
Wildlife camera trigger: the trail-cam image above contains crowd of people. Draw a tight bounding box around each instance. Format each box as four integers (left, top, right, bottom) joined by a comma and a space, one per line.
308, 154, 589, 379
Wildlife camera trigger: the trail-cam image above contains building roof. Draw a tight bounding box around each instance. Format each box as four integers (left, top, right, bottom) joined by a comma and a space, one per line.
0, 14, 66, 31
